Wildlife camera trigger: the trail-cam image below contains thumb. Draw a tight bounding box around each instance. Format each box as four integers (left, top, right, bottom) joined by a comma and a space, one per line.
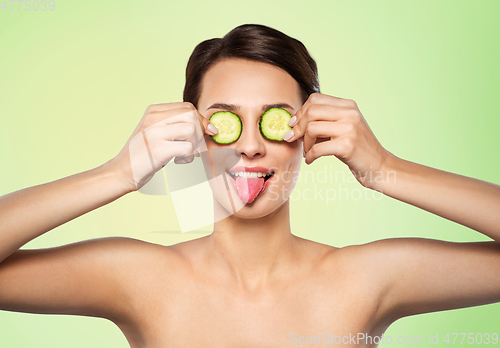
197, 111, 219, 136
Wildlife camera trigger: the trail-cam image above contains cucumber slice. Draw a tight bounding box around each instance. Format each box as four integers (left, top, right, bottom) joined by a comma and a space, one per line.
259, 108, 293, 141
209, 111, 242, 144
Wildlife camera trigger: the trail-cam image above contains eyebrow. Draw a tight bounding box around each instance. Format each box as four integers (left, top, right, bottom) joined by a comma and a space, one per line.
206, 103, 295, 112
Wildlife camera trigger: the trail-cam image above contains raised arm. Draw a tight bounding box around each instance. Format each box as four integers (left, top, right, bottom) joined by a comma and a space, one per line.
287, 92, 500, 323
0, 162, 128, 264
376, 152, 500, 241
361, 147, 500, 322
0, 102, 215, 264
287, 92, 500, 241
0, 102, 216, 320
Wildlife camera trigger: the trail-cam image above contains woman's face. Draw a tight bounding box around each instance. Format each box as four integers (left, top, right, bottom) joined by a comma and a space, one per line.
197, 58, 304, 219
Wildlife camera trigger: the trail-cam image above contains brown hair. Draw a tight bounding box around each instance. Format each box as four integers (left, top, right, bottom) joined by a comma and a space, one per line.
183, 24, 320, 108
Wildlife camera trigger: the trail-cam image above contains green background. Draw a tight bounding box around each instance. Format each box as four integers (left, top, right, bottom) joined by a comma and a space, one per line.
1, 0, 499, 346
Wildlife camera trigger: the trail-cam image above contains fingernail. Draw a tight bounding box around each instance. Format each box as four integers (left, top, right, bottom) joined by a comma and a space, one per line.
283, 129, 294, 141
288, 116, 297, 127
207, 123, 218, 135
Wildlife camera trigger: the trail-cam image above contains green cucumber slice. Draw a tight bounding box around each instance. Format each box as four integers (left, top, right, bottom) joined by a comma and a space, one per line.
209, 111, 242, 144
259, 108, 293, 141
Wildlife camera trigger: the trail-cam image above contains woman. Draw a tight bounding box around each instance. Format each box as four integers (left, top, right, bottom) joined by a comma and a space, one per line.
0, 24, 499, 347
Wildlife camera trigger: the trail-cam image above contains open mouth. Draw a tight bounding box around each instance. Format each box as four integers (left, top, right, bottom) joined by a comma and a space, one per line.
224, 169, 276, 203
225, 171, 275, 182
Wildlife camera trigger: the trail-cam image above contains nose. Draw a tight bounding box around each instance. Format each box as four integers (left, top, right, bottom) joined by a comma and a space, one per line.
234, 121, 266, 159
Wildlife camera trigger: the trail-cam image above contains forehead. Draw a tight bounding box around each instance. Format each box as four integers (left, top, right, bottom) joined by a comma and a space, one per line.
198, 58, 301, 111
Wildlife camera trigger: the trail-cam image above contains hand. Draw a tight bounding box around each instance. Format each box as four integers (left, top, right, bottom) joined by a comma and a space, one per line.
285, 93, 391, 190
109, 102, 218, 192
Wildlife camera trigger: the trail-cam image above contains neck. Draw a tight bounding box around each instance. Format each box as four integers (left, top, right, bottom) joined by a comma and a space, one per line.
206, 199, 298, 291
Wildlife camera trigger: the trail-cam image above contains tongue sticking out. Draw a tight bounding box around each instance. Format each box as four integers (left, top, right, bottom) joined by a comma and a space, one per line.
234, 176, 265, 203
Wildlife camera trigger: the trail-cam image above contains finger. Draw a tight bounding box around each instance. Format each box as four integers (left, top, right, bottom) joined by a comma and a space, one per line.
304, 136, 354, 165
294, 94, 357, 128
303, 93, 358, 109
141, 108, 196, 131
165, 109, 205, 141
170, 140, 195, 158
169, 108, 211, 140
300, 93, 359, 119
156, 141, 194, 167
145, 122, 196, 142
174, 153, 194, 164
286, 104, 344, 143
303, 121, 354, 153
196, 110, 218, 136
183, 109, 215, 149
150, 109, 217, 138
193, 147, 200, 158
145, 123, 199, 165
143, 138, 194, 169
158, 110, 212, 148
145, 112, 202, 146
173, 118, 198, 165
147, 109, 197, 126
145, 102, 195, 113
166, 111, 211, 158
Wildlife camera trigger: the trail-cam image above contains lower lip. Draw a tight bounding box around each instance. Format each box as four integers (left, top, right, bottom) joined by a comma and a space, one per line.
225, 171, 275, 200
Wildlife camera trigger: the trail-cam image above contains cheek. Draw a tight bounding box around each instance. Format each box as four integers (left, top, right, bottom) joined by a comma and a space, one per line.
272, 142, 302, 183
283, 140, 303, 167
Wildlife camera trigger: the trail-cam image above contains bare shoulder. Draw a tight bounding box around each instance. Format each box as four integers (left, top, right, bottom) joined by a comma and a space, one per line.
360, 237, 500, 316
327, 236, 500, 267
317, 237, 500, 320
109, 236, 187, 263
302, 238, 414, 292
70, 236, 189, 274
292, 235, 337, 262
317, 237, 436, 266
108, 236, 197, 282
314, 237, 436, 276
0, 236, 188, 324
